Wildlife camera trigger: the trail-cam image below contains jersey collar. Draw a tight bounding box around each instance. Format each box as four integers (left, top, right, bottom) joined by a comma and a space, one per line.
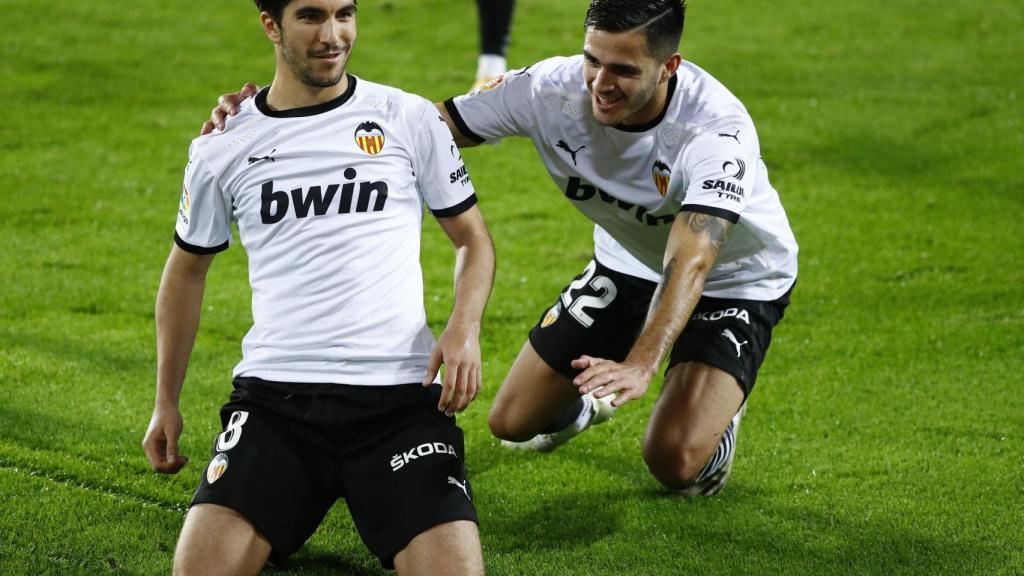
255, 75, 358, 118
612, 74, 678, 133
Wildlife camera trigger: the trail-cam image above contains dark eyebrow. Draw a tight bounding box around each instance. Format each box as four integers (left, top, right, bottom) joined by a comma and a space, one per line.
294, 5, 326, 17
293, 1, 357, 18
582, 49, 641, 76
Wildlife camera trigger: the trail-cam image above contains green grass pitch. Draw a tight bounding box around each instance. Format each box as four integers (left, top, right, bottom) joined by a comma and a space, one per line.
1, 0, 1022, 574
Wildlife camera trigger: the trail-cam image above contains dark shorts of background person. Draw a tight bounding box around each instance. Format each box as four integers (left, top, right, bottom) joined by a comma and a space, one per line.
190, 377, 478, 569
528, 258, 793, 399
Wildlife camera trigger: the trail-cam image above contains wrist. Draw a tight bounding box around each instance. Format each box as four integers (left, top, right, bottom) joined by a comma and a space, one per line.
625, 354, 659, 380
445, 315, 481, 336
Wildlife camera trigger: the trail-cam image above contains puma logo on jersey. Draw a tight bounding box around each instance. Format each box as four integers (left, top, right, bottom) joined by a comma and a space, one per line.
247, 148, 277, 165
721, 328, 748, 357
448, 476, 471, 500
718, 130, 741, 144
260, 168, 388, 224
564, 177, 675, 226
556, 140, 586, 165
390, 442, 458, 472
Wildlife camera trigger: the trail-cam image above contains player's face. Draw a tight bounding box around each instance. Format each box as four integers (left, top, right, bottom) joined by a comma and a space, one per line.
275, 0, 357, 88
583, 28, 670, 127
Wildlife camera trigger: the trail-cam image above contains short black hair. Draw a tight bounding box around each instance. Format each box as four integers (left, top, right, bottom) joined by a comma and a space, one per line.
253, 0, 292, 23
584, 0, 685, 59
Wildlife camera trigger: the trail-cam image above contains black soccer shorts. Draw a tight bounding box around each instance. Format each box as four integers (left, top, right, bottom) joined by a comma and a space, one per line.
528, 258, 793, 398
190, 378, 477, 569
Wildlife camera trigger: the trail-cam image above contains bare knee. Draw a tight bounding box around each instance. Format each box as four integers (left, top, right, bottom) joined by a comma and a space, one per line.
173, 504, 270, 576
487, 404, 535, 441
643, 437, 709, 491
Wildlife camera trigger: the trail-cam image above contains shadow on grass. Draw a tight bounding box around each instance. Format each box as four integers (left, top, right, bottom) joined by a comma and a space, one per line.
483, 490, 620, 553
268, 554, 385, 576
637, 485, 1011, 574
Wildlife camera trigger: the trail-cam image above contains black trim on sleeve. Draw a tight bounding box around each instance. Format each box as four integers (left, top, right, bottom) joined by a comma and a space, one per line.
443, 98, 486, 144
680, 204, 740, 224
430, 194, 478, 218
174, 232, 229, 255
255, 76, 358, 118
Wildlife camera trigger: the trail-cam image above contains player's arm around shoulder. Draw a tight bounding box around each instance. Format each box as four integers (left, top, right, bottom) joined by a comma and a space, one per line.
436, 102, 482, 149
423, 205, 496, 416
142, 245, 216, 474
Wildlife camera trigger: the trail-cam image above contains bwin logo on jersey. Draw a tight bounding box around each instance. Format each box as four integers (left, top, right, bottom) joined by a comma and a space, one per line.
564, 177, 676, 227
652, 161, 671, 197
354, 121, 385, 155
391, 442, 458, 472
260, 168, 388, 224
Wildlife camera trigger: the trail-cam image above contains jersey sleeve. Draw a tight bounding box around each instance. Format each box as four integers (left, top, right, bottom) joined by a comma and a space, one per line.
411, 99, 479, 217
680, 123, 760, 223
443, 65, 538, 144
173, 147, 232, 254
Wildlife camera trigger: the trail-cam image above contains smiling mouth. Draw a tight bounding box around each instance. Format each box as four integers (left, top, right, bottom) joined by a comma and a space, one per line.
311, 47, 346, 60
594, 93, 623, 111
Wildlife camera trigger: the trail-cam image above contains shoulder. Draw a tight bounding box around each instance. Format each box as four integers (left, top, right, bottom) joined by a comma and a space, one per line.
671, 61, 759, 154
351, 76, 432, 119
187, 99, 266, 176
675, 61, 754, 129
525, 55, 585, 89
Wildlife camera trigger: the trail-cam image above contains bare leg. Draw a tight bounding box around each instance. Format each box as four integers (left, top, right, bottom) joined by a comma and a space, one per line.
173, 503, 272, 576
488, 341, 582, 441
393, 520, 484, 576
643, 362, 745, 490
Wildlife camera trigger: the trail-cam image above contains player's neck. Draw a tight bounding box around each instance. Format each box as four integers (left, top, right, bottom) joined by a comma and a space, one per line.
265, 71, 350, 112
620, 79, 670, 128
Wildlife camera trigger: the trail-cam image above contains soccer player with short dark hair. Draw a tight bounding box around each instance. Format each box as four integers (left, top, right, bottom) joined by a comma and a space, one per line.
143, 1, 493, 573
442, 0, 798, 496
208, 0, 797, 498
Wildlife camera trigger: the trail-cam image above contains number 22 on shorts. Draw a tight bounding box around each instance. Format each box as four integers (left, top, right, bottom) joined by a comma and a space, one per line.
560, 261, 618, 328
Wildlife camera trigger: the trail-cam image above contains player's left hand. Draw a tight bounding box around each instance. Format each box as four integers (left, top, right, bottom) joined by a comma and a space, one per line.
571, 355, 652, 408
423, 323, 482, 416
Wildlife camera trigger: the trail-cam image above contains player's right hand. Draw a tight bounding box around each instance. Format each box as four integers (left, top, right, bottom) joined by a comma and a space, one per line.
142, 406, 189, 474
200, 82, 261, 135
422, 323, 482, 417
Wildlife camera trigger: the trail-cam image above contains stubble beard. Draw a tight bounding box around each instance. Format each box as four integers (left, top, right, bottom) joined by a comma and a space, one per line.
281, 30, 347, 89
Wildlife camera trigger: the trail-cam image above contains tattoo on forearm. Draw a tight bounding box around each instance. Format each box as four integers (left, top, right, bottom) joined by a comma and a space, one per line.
683, 212, 729, 251
649, 258, 675, 313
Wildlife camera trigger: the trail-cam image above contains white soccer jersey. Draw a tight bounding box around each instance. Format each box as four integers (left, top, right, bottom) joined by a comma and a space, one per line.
447, 56, 797, 300
175, 77, 476, 385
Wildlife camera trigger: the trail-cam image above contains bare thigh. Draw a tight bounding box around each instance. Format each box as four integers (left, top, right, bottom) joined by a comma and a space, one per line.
173, 503, 272, 576
487, 340, 583, 441
393, 520, 484, 576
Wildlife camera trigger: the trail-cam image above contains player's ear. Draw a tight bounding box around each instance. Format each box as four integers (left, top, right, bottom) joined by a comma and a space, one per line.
661, 52, 682, 83
260, 11, 282, 44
